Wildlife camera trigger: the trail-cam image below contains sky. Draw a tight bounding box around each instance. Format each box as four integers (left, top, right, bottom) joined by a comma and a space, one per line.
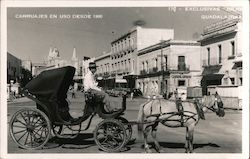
7, 7, 239, 63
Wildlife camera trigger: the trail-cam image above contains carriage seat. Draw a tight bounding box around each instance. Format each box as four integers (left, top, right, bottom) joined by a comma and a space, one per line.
84, 91, 95, 102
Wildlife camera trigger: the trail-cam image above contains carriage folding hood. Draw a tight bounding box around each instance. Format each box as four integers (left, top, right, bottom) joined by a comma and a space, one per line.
24, 66, 75, 101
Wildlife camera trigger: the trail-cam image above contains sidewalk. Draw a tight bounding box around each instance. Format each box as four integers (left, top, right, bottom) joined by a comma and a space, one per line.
7, 97, 32, 104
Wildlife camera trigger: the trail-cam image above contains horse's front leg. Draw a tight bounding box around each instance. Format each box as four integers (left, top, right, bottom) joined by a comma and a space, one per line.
143, 124, 153, 153
185, 124, 195, 153
188, 125, 194, 153
151, 122, 164, 153
185, 126, 189, 153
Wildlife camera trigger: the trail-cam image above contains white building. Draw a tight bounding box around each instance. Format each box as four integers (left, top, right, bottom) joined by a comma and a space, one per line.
199, 18, 242, 94
199, 18, 242, 109
136, 40, 201, 98
108, 26, 174, 90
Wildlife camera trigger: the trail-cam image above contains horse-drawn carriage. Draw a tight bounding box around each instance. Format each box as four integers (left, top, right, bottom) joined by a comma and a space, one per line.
9, 66, 225, 153
9, 66, 132, 152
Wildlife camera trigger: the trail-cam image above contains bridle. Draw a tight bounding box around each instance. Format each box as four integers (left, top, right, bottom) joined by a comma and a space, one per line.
201, 95, 223, 113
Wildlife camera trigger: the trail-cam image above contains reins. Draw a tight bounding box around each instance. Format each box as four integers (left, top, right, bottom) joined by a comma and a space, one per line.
142, 98, 199, 126
200, 96, 218, 113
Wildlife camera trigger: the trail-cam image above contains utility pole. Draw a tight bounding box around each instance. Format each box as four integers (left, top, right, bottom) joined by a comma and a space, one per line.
160, 40, 165, 96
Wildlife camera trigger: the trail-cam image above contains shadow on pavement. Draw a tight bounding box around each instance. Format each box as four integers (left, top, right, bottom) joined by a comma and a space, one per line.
45, 133, 95, 149
158, 141, 220, 149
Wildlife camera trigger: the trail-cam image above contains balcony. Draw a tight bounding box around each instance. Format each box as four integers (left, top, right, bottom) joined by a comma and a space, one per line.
103, 72, 110, 78
149, 67, 158, 73
203, 58, 223, 67
177, 64, 190, 71
140, 70, 147, 75
111, 71, 116, 77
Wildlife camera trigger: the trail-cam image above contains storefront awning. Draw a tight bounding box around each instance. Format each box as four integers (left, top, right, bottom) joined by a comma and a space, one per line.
115, 78, 127, 83
203, 73, 224, 80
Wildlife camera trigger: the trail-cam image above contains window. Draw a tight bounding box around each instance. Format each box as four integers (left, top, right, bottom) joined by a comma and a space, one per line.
178, 80, 185, 86
146, 61, 148, 72
165, 56, 168, 70
207, 47, 210, 65
218, 45, 222, 63
155, 58, 158, 68
178, 56, 186, 71
231, 41, 235, 56
230, 78, 235, 85
239, 78, 242, 85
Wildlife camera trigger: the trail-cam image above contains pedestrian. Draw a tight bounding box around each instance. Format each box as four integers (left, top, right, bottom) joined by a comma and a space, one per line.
84, 62, 119, 112
130, 91, 134, 101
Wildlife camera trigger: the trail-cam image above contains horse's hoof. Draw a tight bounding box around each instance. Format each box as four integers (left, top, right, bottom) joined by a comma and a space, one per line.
145, 149, 152, 153
158, 149, 165, 153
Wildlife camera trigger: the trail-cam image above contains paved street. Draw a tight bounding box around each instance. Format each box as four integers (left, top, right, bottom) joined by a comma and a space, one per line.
7, 92, 242, 153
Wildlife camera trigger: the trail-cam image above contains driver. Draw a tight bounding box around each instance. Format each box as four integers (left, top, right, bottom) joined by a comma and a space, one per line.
84, 62, 116, 112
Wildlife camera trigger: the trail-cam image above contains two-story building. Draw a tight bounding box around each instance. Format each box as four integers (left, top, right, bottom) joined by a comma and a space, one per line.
199, 18, 242, 95
109, 26, 174, 91
136, 40, 201, 98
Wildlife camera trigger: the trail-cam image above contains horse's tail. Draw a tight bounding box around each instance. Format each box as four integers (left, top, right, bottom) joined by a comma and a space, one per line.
137, 102, 146, 140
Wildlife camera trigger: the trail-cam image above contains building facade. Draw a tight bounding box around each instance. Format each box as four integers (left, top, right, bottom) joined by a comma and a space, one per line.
199, 18, 242, 96
7, 52, 22, 84
7, 52, 22, 97
94, 52, 112, 88
136, 40, 201, 98
109, 26, 174, 90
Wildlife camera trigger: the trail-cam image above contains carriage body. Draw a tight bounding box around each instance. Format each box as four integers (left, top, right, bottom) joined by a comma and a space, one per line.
9, 66, 131, 152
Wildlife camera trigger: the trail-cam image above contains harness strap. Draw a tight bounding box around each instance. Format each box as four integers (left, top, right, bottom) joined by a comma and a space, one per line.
194, 99, 205, 120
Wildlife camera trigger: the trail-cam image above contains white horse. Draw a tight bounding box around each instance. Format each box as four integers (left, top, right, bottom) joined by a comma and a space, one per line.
137, 92, 225, 153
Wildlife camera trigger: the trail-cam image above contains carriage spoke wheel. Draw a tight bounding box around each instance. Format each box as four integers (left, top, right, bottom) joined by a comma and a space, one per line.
9, 108, 51, 150
115, 116, 132, 144
94, 119, 127, 152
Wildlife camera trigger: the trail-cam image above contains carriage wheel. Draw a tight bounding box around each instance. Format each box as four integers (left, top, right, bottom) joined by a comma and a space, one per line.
9, 108, 51, 150
94, 119, 127, 152
116, 116, 132, 144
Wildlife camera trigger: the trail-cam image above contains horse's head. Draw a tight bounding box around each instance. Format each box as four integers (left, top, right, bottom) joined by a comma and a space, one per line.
201, 92, 225, 117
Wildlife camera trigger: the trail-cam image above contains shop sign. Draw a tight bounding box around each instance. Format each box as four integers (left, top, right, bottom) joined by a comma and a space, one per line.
171, 74, 191, 78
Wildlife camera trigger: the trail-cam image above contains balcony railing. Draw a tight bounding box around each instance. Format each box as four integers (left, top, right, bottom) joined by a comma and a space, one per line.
139, 64, 190, 76
177, 64, 190, 71
140, 70, 147, 75
203, 57, 223, 66
103, 72, 110, 78
111, 72, 116, 77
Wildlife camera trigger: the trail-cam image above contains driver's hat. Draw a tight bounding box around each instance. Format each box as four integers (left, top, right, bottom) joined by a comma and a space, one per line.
89, 62, 97, 69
